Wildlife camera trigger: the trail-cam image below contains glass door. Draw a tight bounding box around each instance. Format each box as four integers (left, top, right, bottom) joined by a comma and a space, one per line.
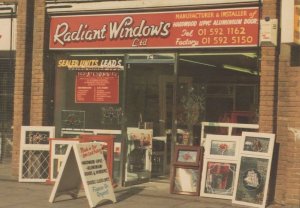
124, 53, 175, 185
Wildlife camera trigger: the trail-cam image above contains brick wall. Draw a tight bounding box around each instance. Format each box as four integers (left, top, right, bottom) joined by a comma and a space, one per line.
260, 0, 300, 206
12, 0, 29, 177
30, 0, 46, 125
276, 44, 300, 206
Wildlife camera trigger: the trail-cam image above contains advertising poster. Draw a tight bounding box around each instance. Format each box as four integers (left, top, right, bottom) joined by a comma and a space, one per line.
50, 7, 259, 49
75, 71, 119, 104
49, 143, 116, 208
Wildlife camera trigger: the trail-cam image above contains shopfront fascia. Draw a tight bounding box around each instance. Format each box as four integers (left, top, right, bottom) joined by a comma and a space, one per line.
48, 4, 261, 186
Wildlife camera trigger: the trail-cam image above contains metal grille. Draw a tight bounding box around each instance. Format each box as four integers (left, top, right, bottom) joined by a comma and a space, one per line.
0, 56, 14, 161
20, 150, 49, 182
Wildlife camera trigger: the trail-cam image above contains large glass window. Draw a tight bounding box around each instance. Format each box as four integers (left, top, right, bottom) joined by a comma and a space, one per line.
177, 51, 259, 145
54, 54, 124, 133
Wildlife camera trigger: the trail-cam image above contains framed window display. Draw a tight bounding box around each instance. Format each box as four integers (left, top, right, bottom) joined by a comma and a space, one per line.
241, 132, 275, 157
232, 155, 272, 208
170, 165, 201, 196
205, 134, 240, 160
174, 145, 201, 166
125, 128, 153, 185
200, 122, 259, 146
200, 158, 237, 200
19, 126, 55, 182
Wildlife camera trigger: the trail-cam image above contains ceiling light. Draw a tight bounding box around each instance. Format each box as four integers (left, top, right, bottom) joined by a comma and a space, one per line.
223, 64, 259, 75
180, 58, 217, 68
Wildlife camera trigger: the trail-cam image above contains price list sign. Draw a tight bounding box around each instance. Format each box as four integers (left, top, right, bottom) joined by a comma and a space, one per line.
75, 71, 119, 104
50, 7, 259, 49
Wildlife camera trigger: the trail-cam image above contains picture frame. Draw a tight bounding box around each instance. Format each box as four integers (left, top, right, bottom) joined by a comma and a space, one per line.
205, 134, 241, 160
200, 158, 237, 200
232, 155, 272, 208
241, 132, 275, 157
173, 145, 202, 166
170, 165, 201, 196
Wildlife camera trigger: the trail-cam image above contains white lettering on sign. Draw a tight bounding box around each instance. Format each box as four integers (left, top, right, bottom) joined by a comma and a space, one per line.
54, 22, 107, 46
53, 16, 171, 46
49, 143, 116, 208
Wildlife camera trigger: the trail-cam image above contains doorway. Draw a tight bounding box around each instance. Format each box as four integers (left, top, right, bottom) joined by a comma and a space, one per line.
124, 53, 176, 185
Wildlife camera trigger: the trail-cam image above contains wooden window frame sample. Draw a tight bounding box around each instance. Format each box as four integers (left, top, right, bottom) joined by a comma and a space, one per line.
170, 145, 203, 196
200, 158, 237, 200
204, 134, 241, 161
19, 126, 55, 182
232, 132, 275, 208
170, 165, 201, 196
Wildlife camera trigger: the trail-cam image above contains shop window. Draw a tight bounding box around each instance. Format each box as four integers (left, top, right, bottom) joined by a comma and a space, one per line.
54, 55, 124, 132
291, 45, 300, 66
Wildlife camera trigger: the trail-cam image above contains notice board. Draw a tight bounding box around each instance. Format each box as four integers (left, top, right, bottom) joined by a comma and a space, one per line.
49, 142, 116, 207
75, 71, 119, 104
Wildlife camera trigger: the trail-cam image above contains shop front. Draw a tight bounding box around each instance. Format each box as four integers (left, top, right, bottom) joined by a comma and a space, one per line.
48, 2, 260, 186
0, 3, 16, 166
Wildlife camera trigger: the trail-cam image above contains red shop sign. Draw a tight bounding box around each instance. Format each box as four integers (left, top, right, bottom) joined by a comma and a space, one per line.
75, 71, 119, 104
49, 7, 259, 49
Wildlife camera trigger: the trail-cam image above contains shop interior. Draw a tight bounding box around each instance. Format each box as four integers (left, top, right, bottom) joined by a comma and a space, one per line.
54, 50, 259, 185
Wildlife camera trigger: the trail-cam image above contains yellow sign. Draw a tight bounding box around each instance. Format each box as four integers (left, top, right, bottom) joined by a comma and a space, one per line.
57, 58, 124, 71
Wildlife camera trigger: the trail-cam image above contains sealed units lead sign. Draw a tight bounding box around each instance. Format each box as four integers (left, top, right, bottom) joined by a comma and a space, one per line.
49, 7, 259, 49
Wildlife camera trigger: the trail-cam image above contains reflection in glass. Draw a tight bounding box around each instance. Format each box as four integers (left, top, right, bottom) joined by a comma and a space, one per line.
174, 167, 199, 193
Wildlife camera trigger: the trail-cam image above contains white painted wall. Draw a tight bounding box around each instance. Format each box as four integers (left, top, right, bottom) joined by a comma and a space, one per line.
281, 0, 294, 43
47, 0, 261, 13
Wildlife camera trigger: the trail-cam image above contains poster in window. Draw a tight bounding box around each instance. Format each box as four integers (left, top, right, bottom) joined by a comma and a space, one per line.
75, 71, 119, 104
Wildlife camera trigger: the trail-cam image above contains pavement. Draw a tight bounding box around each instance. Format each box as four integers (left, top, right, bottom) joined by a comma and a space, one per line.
0, 160, 297, 208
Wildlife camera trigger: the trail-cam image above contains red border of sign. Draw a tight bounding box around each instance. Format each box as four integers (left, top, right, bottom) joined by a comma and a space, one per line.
75, 72, 119, 104
49, 7, 259, 49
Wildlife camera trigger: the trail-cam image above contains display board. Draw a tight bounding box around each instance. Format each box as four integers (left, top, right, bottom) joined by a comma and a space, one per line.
232, 132, 275, 208
49, 7, 259, 49
49, 142, 116, 207
75, 71, 119, 104
200, 134, 240, 200
125, 128, 153, 185
170, 145, 203, 196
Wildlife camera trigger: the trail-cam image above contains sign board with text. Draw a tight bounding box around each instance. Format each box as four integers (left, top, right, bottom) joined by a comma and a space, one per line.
75, 71, 119, 103
49, 143, 116, 208
49, 7, 259, 49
